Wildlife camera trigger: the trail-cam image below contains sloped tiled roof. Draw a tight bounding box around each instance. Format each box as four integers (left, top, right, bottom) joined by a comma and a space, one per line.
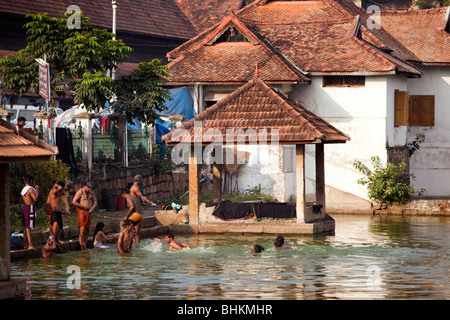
252, 17, 421, 75
238, 0, 419, 63
238, 0, 351, 23
167, 15, 311, 85
163, 77, 350, 145
0, 0, 196, 40
174, 0, 245, 33
331, 0, 420, 62
380, 8, 450, 65
166, 13, 421, 84
0, 118, 58, 162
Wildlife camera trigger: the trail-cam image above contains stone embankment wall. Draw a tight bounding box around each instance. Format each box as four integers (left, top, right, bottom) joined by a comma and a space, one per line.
69, 164, 192, 211
373, 199, 450, 216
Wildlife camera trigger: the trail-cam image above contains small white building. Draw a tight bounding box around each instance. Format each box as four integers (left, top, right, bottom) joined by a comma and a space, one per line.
380, 7, 450, 199
165, 0, 449, 212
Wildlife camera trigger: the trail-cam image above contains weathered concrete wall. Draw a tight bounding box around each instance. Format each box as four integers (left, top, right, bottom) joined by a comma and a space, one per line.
407, 66, 450, 197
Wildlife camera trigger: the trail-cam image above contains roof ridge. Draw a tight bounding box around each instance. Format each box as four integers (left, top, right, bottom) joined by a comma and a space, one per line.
167, 21, 221, 60
245, 23, 310, 81
382, 7, 448, 14
238, 16, 356, 26
326, 0, 356, 18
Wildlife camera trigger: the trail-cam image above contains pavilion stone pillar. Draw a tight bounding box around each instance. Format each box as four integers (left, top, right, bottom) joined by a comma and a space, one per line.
295, 144, 306, 224
0, 163, 10, 281
212, 163, 222, 203
188, 146, 199, 224
315, 143, 326, 219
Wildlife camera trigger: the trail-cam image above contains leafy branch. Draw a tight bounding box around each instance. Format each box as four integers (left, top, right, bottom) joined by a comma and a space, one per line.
353, 156, 415, 205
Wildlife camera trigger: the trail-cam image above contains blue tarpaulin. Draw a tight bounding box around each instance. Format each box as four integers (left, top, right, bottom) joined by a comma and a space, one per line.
155, 119, 172, 158
159, 87, 195, 120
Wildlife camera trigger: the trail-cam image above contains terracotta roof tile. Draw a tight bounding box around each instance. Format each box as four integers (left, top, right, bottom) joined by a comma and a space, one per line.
253, 19, 403, 74
167, 42, 305, 84
380, 8, 450, 65
331, 0, 420, 62
174, 0, 245, 33
0, 0, 196, 40
238, 0, 351, 23
163, 77, 350, 145
0, 118, 57, 162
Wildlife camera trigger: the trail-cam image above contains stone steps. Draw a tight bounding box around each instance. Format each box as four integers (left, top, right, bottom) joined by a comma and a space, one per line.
10, 216, 168, 261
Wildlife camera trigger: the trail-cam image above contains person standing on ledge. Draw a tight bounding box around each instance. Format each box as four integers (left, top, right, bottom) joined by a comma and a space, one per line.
21, 174, 39, 250
72, 181, 98, 250
130, 175, 156, 207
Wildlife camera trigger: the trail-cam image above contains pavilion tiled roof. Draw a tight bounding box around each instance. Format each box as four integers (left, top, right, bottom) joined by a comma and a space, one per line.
380, 8, 450, 65
0, 118, 57, 162
162, 77, 350, 145
0, 0, 196, 40
174, 0, 245, 33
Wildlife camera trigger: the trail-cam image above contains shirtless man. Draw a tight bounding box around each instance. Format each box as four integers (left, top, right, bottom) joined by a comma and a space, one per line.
130, 175, 156, 207
155, 233, 191, 250
120, 189, 145, 243
72, 182, 98, 250
21, 174, 39, 250
42, 236, 57, 259
117, 219, 135, 253
47, 181, 66, 244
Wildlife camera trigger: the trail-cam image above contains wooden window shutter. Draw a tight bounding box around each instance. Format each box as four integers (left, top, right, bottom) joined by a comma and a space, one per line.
408, 95, 420, 126
394, 90, 408, 126
409, 95, 435, 126
421, 96, 435, 126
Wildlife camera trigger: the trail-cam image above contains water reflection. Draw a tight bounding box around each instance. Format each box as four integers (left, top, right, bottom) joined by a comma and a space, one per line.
10, 214, 450, 300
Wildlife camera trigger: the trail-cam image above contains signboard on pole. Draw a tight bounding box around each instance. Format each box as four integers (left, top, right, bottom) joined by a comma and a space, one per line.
36, 57, 52, 145
36, 59, 51, 101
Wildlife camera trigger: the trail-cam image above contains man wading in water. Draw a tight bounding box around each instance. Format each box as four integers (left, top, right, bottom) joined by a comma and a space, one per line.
72, 182, 97, 250
117, 219, 136, 253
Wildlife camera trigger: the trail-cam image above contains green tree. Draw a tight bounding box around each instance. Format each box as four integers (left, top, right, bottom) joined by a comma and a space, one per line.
0, 13, 131, 100
112, 60, 172, 125
0, 12, 171, 126
353, 156, 414, 205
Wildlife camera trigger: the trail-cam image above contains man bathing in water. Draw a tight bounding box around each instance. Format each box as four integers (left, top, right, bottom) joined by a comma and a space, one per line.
21, 175, 39, 250
117, 219, 136, 253
120, 189, 144, 243
72, 182, 97, 250
155, 233, 191, 250
42, 236, 58, 259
